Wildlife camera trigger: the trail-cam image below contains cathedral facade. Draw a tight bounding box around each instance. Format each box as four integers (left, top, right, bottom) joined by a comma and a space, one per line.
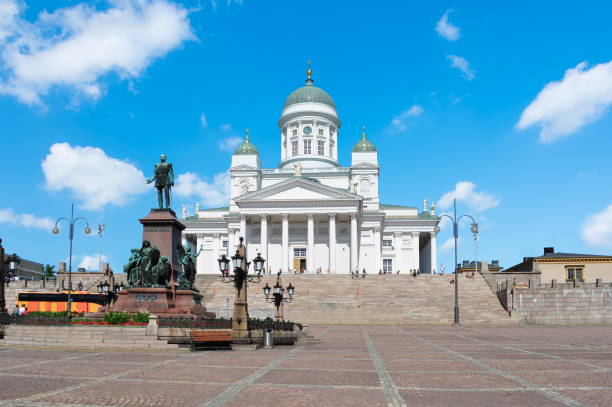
182, 66, 440, 274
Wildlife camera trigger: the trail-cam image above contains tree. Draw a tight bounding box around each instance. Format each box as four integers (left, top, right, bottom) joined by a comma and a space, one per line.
43, 264, 55, 279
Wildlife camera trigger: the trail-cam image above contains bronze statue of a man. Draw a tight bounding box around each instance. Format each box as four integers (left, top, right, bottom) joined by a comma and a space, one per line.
147, 154, 174, 209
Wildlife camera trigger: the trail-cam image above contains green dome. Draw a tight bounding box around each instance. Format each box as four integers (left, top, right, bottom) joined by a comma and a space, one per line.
284, 82, 336, 109
235, 130, 259, 155
352, 126, 376, 152
284, 62, 336, 109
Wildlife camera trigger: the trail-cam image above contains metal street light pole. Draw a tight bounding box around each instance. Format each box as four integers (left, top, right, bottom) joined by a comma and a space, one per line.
435, 198, 478, 325
53, 204, 91, 320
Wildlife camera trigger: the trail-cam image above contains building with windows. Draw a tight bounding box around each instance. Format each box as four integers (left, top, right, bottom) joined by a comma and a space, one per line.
504, 247, 612, 283
182, 65, 440, 274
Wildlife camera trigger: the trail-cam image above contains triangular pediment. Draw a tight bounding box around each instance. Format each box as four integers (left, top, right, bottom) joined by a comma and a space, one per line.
235, 177, 361, 202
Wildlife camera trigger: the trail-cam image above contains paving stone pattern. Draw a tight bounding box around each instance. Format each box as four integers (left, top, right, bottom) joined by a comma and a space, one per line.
2, 325, 612, 406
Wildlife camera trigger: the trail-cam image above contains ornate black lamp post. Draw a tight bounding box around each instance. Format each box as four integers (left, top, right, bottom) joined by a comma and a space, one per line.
434, 198, 478, 325
217, 237, 264, 343
0, 239, 21, 314
263, 274, 295, 321
53, 204, 91, 319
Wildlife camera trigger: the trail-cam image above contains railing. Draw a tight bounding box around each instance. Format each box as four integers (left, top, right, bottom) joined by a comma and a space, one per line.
158, 317, 232, 329
157, 317, 299, 332
249, 318, 299, 332
0, 313, 75, 326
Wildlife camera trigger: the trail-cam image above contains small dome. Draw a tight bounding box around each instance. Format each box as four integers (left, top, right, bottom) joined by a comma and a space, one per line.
284, 62, 336, 109
353, 126, 376, 152
235, 130, 259, 155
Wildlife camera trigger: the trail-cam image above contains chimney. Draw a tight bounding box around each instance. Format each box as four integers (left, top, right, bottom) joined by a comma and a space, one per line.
462, 260, 469, 267
492, 260, 499, 267
544, 247, 554, 255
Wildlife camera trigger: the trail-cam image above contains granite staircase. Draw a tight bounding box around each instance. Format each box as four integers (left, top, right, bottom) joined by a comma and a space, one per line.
196, 273, 517, 325
0, 326, 188, 352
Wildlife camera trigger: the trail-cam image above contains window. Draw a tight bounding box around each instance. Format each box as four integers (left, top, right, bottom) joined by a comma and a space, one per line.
383, 259, 393, 273
292, 129, 297, 136
318, 128, 324, 136
291, 141, 298, 156
382, 239, 392, 248
317, 140, 325, 155
222, 240, 228, 248
303, 139, 312, 154
566, 266, 584, 281
293, 248, 306, 257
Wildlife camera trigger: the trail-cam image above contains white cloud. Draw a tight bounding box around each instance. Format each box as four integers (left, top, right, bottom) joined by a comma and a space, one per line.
447, 55, 475, 81
436, 10, 460, 41
41, 142, 149, 210
78, 253, 108, 271
439, 237, 463, 252
219, 123, 232, 131
438, 181, 500, 213
0, 208, 54, 230
0, 0, 194, 107
200, 113, 208, 128
218, 136, 242, 152
389, 104, 423, 133
174, 171, 230, 207
582, 204, 612, 249
516, 61, 612, 143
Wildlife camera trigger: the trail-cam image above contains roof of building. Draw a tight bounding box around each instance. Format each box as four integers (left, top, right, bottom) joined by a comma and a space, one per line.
284, 62, 336, 109
235, 129, 259, 155
201, 206, 230, 212
504, 247, 612, 273
534, 252, 612, 259
352, 126, 376, 152
380, 203, 417, 210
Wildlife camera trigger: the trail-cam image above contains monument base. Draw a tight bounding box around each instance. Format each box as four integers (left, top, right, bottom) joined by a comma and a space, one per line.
103, 287, 214, 318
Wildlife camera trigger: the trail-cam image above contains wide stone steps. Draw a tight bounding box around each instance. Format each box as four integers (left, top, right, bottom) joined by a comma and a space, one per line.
0, 326, 187, 352
195, 273, 516, 325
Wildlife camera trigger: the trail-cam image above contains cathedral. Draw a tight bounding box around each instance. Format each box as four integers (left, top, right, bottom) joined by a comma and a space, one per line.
182, 64, 440, 274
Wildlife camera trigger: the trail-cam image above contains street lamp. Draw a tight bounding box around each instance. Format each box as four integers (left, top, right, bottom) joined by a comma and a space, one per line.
433, 198, 478, 325
262, 274, 295, 321
53, 204, 91, 320
218, 254, 230, 276
217, 237, 265, 343
0, 239, 21, 314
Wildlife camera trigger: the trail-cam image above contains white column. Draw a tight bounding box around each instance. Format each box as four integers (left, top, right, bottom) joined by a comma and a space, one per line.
430, 232, 437, 274
307, 213, 315, 273
374, 226, 382, 273
350, 213, 359, 272
281, 213, 289, 273
412, 232, 420, 272
394, 232, 402, 272
228, 229, 236, 253
213, 233, 220, 264
329, 213, 336, 273
260, 214, 268, 267
196, 233, 205, 274
239, 214, 247, 240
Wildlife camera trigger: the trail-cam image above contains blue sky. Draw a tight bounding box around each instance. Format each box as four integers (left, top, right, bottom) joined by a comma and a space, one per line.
1, 0, 612, 274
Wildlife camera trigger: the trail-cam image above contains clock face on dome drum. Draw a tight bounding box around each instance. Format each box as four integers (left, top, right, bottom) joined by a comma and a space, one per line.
303, 126, 312, 135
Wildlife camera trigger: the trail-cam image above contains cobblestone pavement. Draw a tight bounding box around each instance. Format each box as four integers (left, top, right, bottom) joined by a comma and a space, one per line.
1, 325, 612, 406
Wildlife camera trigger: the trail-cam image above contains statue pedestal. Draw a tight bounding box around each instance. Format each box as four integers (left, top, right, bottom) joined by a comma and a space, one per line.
139, 209, 185, 268
107, 287, 213, 317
